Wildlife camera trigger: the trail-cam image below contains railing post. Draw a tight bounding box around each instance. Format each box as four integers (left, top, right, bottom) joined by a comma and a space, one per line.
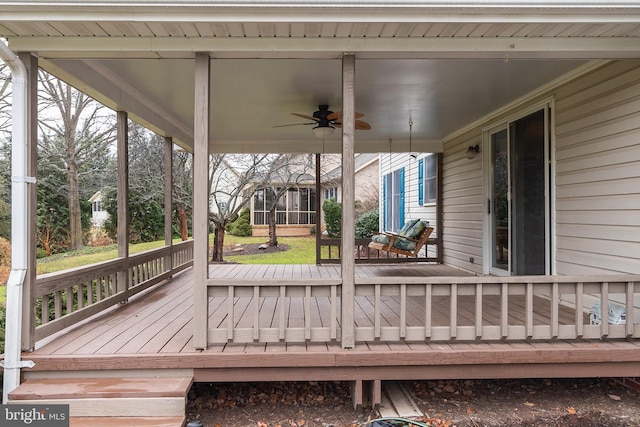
164, 136, 174, 276
340, 53, 356, 348
193, 52, 210, 350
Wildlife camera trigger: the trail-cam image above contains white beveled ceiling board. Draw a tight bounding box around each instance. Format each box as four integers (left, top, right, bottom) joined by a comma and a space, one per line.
37, 56, 587, 153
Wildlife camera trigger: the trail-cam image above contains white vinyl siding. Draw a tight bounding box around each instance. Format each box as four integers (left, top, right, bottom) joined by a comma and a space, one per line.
379, 153, 439, 237
554, 60, 640, 275
441, 60, 640, 275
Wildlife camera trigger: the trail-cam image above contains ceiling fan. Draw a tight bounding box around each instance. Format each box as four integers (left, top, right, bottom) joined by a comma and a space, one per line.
275, 105, 371, 138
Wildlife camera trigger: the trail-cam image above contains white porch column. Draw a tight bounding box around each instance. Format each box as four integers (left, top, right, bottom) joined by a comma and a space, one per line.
341, 54, 356, 349
164, 136, 173, 276
116, 111, 129, 295
193, 53, 210, 350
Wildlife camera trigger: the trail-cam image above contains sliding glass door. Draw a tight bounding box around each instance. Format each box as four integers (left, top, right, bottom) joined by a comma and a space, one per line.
487, 106, 550, 275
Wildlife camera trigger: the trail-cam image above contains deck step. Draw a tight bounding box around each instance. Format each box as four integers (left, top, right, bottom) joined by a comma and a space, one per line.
70, 416, 186, 427
8, 376, 193, 419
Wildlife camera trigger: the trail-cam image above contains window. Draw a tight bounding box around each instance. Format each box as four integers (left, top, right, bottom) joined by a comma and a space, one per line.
253, 187, 316, 225
324, 187, 338, 200
418, 154, 437, 205
383, 168, 405, 232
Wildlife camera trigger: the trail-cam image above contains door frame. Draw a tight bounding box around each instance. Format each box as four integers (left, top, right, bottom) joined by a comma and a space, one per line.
482, 98, 556, 276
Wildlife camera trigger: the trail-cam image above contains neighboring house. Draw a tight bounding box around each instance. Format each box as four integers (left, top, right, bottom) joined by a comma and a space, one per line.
250, 173, 318, 237
379, 152, 438, 256
249, 153, 379, 236
88, 191, 108, 228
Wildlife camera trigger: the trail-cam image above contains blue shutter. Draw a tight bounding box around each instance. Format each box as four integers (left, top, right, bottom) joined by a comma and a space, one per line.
399, 167, 405, 227
417, 158, 424, 206
382, 175, 387, 231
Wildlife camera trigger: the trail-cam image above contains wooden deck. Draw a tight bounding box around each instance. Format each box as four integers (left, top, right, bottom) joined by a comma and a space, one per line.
24, 264, 640, 384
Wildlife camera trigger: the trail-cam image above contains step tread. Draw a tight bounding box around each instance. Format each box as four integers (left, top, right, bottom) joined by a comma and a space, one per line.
70, 416, 186, 427
8, 377, 193, 400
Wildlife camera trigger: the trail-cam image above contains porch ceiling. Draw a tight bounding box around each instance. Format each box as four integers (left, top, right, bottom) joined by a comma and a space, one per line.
2, 2, 639, 153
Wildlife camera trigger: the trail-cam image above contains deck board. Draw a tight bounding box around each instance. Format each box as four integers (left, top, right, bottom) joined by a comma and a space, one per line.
25, 263, 640, 382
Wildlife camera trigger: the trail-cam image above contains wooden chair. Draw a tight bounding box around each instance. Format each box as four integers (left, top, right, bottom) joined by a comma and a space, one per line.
368, 224, 434, 258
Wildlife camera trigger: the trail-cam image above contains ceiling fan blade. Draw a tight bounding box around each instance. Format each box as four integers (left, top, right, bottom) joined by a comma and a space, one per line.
291, 113, 319, 121
355, 120, 371, 130
327, 111, 365, 121
332, 120, 371, 130
273, 122, 316, 128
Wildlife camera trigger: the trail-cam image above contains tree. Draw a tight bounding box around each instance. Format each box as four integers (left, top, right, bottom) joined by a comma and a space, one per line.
258, 154, 315, 247
38, 71, 116, 250
173, 149, 193, 241
0, 62, 11, 240
0, 61, 11, 140
209, 153, 268, 262
0, 140, 10, 240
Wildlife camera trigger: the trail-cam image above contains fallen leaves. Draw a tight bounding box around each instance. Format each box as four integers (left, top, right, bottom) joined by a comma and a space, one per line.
608, 394, 622, 401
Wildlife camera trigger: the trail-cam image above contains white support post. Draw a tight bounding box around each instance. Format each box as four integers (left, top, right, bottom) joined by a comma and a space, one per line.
341, 54, 356, 349
193, 52, 211, 350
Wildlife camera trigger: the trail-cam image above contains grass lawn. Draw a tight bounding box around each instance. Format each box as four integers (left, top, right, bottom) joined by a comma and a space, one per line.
225, 236, 315, 264
34, 234, 317, 275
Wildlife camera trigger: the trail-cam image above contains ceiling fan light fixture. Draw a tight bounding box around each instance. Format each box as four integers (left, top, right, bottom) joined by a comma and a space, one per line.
313, 125, 335, 139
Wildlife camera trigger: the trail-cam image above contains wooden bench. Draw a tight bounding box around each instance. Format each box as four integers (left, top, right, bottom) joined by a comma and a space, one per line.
368, 226, 434, 258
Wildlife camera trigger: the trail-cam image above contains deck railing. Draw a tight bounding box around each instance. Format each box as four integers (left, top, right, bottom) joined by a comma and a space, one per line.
206, 273, 639, 345
34, 240, 193, 341
319, 237, 439, 264
207, 278, 342, 343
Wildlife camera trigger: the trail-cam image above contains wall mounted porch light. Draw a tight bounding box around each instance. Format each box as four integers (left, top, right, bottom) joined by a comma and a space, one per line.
465, 144, 480, 159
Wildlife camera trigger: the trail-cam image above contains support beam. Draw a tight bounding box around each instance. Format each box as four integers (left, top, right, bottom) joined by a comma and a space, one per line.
164, 136, 174, 276
340, 54, 356, 349
193, 53, 211, 350
116, 111, 129, 295
19, 53, 38, 351
315, 153, 321, 265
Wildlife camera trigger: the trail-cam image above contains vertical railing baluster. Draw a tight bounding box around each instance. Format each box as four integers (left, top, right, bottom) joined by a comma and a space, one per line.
475, 283, 483, 339
374, 284, 381, 339
501, 282, 509, 339
253, 286, 260, 342
331, 284, 337, 340
54, 290, 62, 320
279, 286, 286, 341
66, 286, 73, 314
450, 283, 457, 340
601, 282, 609, 338
551, 282, 559, 339
626, 281, 635, 337
425, 284, 432, 340
400, 284, 406, 339
575, 282, 584, 338
526, 282, 533, 339
305, 286, 311, 341
227, 286, 235, 342
41, 295, 49, 324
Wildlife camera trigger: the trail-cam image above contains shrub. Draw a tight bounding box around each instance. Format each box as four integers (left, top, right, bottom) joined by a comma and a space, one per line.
0, 237, 9, 268
0, 237, 10, 287
323, 199, 341, 238
355, 208, 379, 239
228, 208, 252, 237
0, 303, 5, 354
